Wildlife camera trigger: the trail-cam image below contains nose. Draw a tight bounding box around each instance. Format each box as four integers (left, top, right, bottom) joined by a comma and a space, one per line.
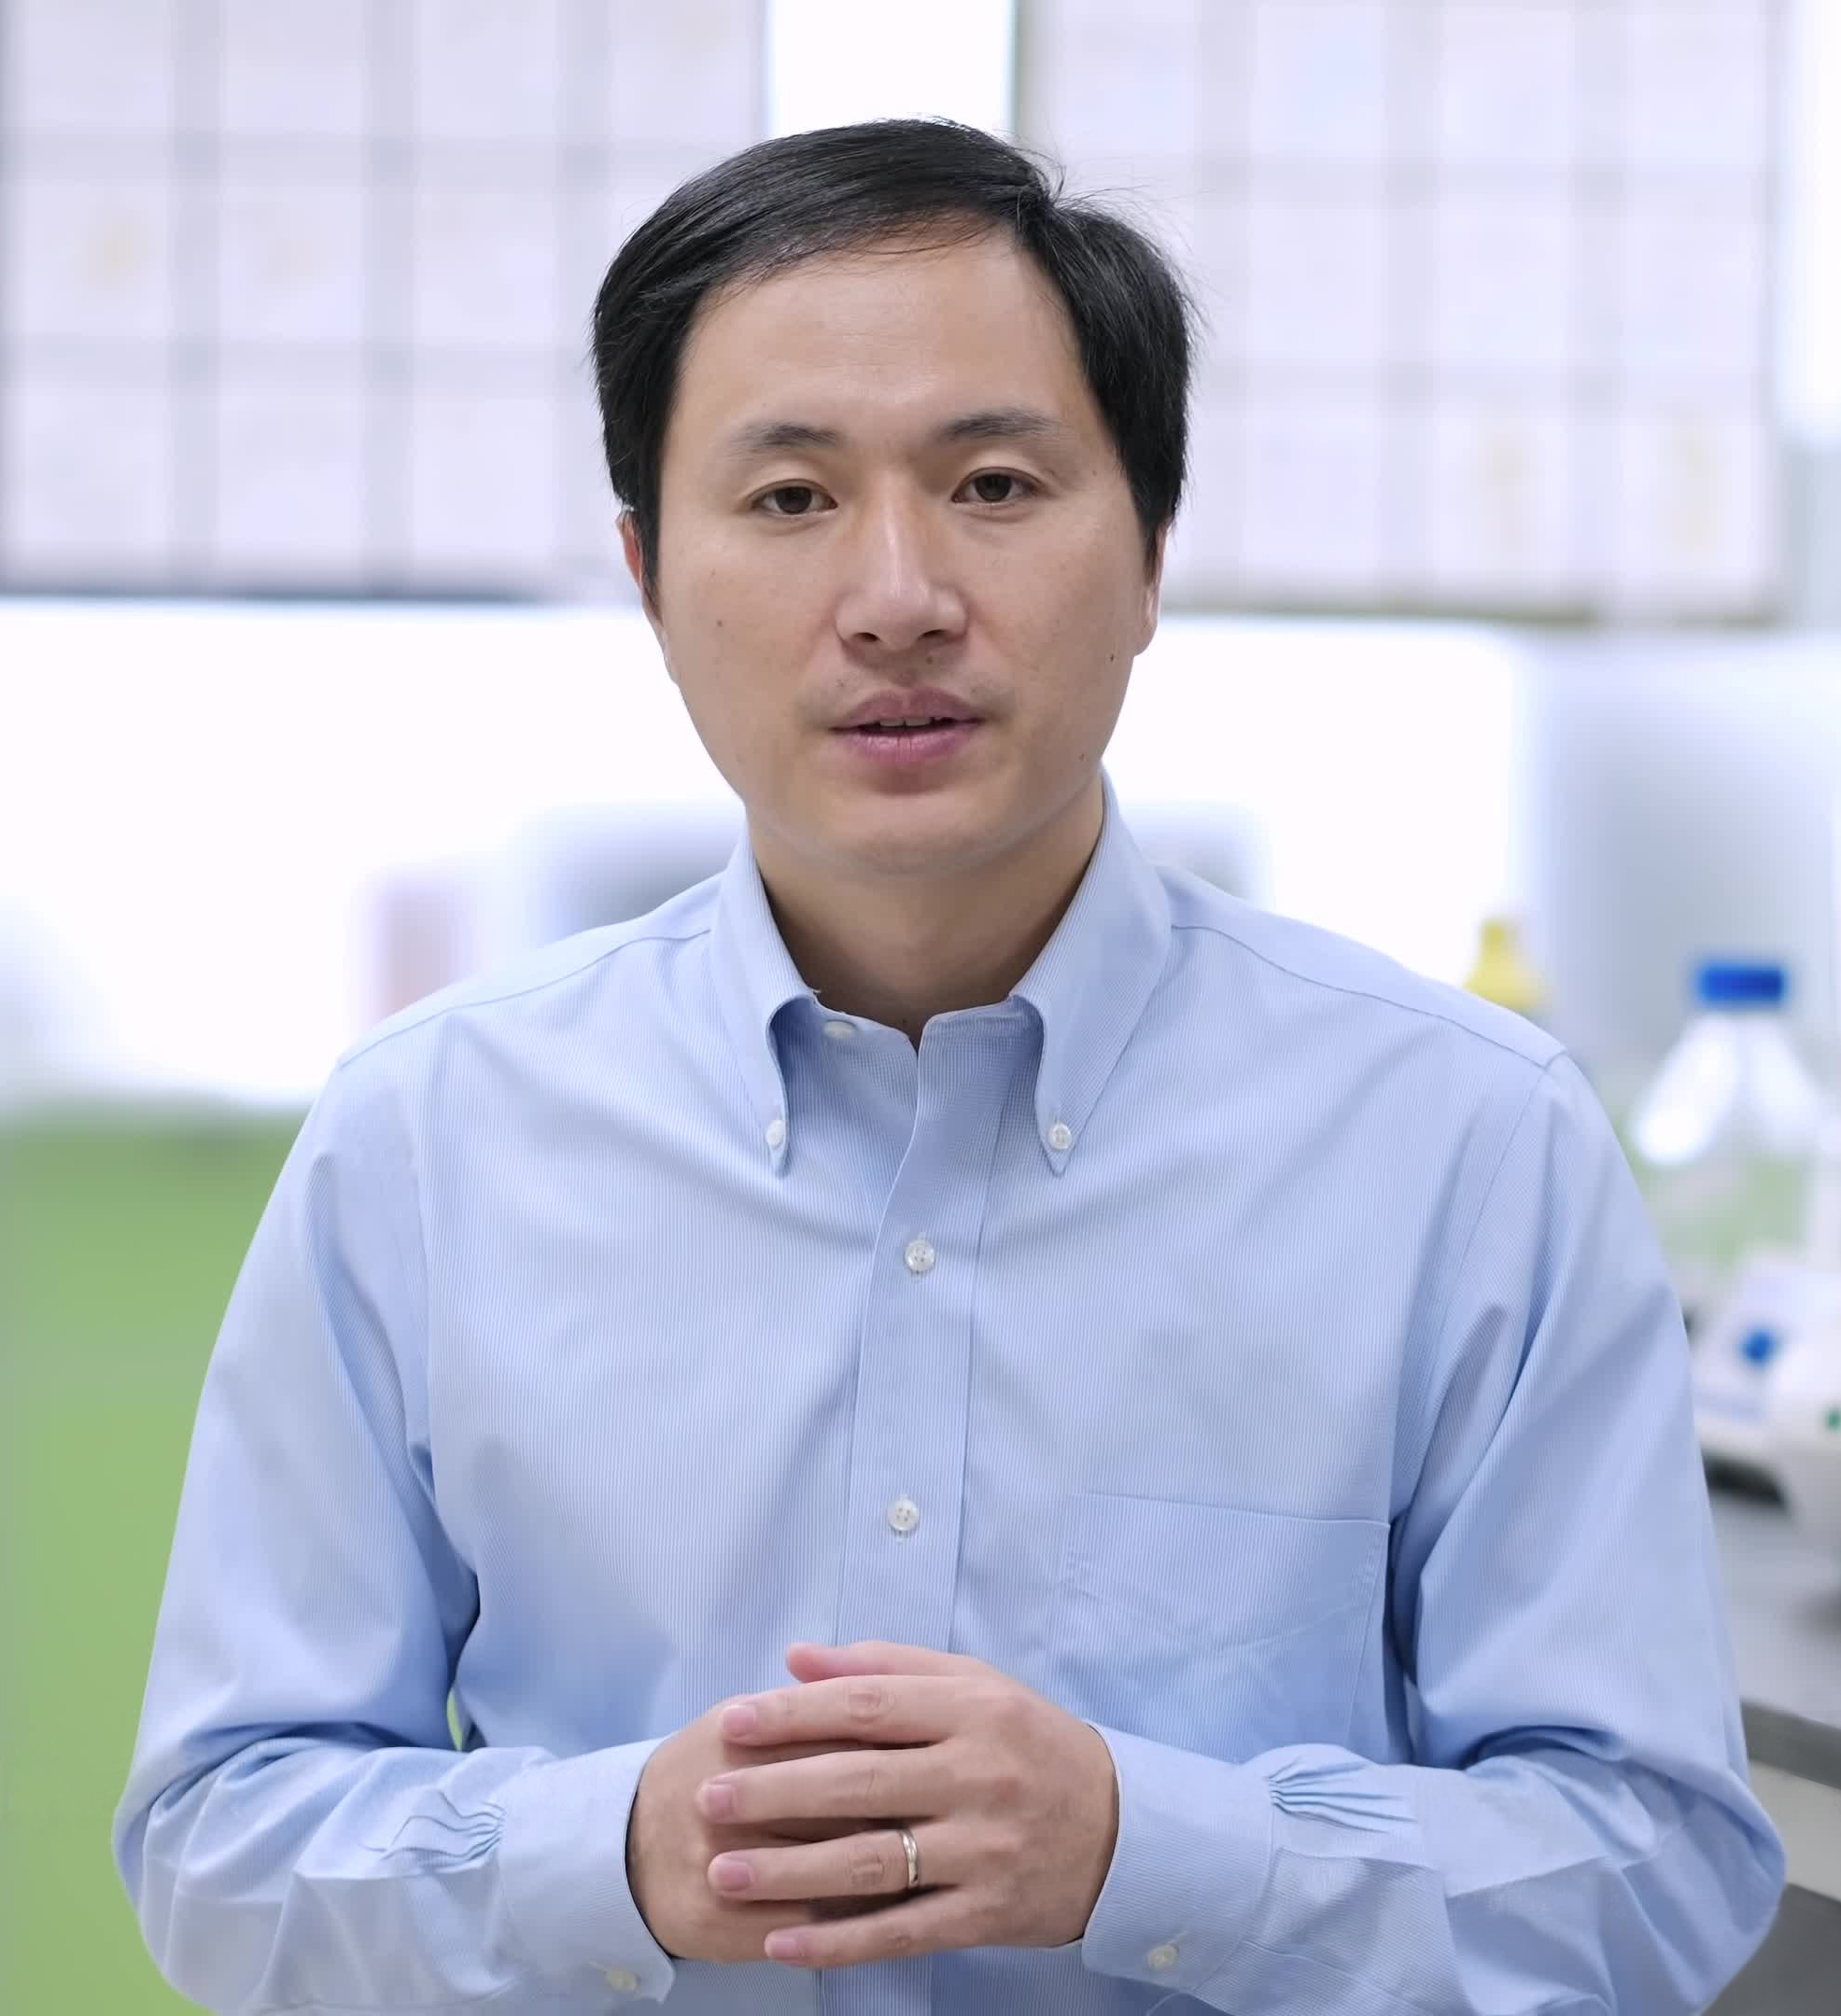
833, 483, 967, 654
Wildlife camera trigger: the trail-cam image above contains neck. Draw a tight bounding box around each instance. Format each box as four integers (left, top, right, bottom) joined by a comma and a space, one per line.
754, 781, 1105, 1046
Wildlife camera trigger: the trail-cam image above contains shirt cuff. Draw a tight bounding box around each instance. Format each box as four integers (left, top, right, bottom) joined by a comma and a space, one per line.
497, 1738, 677, 2003
1075, 1722, 1274, 1998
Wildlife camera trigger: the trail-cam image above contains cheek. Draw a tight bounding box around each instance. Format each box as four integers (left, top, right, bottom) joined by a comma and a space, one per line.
1008, 569, 1139, 716
666, 561, 810, 707
1031, 526, 1144, 648
665, 616, 770, 739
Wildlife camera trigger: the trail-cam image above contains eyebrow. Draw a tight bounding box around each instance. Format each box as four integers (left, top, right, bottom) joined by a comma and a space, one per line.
937, 406, 1070, 447
719, 406, 1073, 463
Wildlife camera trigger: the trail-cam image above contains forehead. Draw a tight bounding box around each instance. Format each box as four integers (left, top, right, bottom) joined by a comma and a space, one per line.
667, 231, 1099, 448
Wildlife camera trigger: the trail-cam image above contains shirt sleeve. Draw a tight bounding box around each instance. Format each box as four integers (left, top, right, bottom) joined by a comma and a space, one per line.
110, 1051, 681, 2011
1076, 1052, 1787, 2013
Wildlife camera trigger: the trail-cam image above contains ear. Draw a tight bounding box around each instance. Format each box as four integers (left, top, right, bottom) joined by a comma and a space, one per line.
1137, 522, 1170, 651
619, 513, 672, 675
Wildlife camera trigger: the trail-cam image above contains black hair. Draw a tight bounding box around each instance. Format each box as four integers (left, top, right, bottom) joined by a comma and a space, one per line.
589, 118, 1195, 603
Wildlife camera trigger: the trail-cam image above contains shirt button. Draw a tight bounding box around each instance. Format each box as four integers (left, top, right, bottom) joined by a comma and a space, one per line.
822, 1019, 856, 1040
765, 1116, 786, 1149
904, 1238, 936, 1275
1047, 1122, 1073, 1152
887, 1497, 921, 1534
604, 1966, 639, 1991
1147, 1942, 1179, 1970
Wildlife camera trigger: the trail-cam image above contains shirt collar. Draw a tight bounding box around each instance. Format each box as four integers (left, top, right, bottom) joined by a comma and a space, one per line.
710, 765, 1173, 1176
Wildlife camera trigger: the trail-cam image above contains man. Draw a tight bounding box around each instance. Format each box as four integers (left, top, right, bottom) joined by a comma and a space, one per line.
116, 119, 1783, 2013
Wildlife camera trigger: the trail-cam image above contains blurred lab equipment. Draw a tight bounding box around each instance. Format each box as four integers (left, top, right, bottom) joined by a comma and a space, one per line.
367, 869, 478, 1024
1518, 637, 1841, 1113
1462, 914, 1548, 1027
1763, 1316, 1841, 1559
1695, 1243, 1841, 1487
1122, 800, 1270, 909
1758, 1115, 1841, 1557
1627, 960, 1826, 1331
492, 803, 745, 954
1639, 962, 1839, 1484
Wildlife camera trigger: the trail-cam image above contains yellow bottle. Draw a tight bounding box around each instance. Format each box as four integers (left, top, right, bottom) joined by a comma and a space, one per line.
1464, 915, 1548, 1025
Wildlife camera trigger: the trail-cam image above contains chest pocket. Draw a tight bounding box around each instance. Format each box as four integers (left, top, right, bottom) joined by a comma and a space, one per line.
1047, 1492, 1388, 1762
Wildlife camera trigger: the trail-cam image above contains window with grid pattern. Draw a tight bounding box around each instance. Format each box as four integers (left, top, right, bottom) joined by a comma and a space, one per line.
0, 0, 766, 597
1016, 0, 1785, 620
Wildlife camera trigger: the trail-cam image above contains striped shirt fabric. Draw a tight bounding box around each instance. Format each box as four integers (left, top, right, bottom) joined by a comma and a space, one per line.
114, 766, 1783, 2014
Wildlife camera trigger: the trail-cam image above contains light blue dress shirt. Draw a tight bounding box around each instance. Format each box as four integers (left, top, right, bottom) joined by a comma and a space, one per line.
116, 768, 1784, 2014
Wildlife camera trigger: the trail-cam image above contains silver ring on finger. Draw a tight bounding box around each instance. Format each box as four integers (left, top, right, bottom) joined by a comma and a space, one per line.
895, 1823, 922, 1890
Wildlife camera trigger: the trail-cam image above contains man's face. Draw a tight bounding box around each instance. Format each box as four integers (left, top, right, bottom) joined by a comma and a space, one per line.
625, 230, 1163, 890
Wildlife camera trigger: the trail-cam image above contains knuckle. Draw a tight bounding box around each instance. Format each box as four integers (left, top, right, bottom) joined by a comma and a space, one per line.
847, 1839, 890, 1894
965, 1888, 1006, 1945
965, 1737, 1021, 1808
844, 1677, 892, 1725
988, 1684, 1033, 1741
940, 1738, 978, 1802
853, 1756, 888, 1809
990, 1758, 1026, 1809
700, 1786, 741, 1831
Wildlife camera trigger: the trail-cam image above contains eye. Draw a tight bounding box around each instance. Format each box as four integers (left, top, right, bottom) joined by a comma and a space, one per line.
755, 483, 832, 517
960, 471, 1035, 506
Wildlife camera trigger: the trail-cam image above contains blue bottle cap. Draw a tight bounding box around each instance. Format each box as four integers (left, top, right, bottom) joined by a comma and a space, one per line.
1693, 960, 1788, 1007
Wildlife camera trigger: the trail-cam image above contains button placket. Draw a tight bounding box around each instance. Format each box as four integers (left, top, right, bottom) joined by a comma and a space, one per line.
832, 1022, 1015, 1660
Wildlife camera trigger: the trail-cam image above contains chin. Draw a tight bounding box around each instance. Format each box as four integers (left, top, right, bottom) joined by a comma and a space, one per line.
828, 823, 1000, 882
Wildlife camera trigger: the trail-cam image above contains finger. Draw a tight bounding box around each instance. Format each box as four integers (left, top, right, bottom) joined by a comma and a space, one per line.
761, 1817, 865, 1844
785, 1640, 988, 1680
708, 1822, 923, 1904
699, 1746, 936, 1828
722, 1673, 961, 1747
722, 1733, 878, 1772
763, 1889, 973, 1969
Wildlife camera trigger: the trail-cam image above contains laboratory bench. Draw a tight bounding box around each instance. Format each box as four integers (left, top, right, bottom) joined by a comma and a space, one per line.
1705, 1481, 1841, 2013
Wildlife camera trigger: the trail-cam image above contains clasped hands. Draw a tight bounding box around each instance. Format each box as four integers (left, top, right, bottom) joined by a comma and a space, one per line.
626, 1639, 1120, 1971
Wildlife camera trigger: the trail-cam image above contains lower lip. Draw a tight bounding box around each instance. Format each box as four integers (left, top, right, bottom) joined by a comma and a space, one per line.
834, 721, 982, 767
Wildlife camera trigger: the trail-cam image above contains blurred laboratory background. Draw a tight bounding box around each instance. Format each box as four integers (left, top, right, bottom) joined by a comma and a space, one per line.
4, 1, 1841, 2009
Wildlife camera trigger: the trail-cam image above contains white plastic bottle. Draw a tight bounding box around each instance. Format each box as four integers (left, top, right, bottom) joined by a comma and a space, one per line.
1626, 959, 1827, 1328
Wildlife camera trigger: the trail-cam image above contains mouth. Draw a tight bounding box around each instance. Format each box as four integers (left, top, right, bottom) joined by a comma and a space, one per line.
834, 683, 982, 732
828, 682, 988, 769
836, 714, 973, 736
830, 717, 984, 767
